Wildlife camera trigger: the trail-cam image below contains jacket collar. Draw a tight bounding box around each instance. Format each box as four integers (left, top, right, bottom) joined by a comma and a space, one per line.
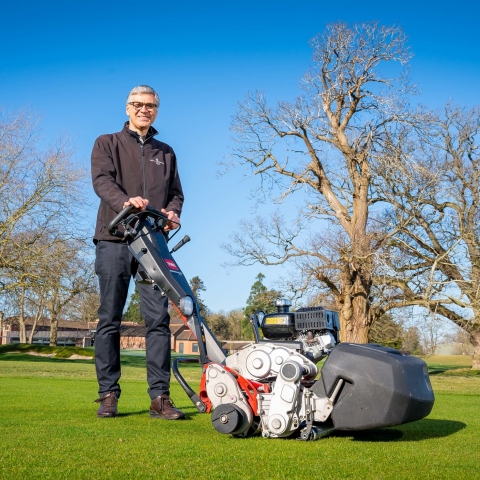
122, 121, 158, 143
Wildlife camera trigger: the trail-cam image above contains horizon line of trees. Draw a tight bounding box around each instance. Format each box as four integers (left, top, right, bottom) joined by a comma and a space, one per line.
125, 271, 463, 356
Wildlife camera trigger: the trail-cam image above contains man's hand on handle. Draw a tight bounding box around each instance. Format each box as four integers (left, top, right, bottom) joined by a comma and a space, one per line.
123, 197, 149, 211
161, 209, 180, 231
120, 199, 178, 231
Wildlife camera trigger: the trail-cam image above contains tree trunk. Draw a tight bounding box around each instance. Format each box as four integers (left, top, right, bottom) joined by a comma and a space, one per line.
339, 265, 372, 343
471, 330, 480, 370
0, 311, 4, 345
50, 315, 58, 346
27, 300, 44, 344
27, 320, 38, 344
28, 317, 38, 344
18, 288, 27, 344
339, 296, 370, 343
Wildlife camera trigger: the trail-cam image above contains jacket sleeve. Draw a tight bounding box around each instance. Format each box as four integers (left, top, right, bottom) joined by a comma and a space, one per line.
91, 136, 129, 213
164, 149, 184, 216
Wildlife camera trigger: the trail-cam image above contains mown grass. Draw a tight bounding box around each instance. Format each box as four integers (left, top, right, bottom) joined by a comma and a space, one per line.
0, 349, 478, 479
421, 354, 480, 377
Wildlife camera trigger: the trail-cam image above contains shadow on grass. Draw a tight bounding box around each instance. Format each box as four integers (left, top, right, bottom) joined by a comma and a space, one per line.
428, 366, 480, 376
334, 418, 466, 442
116, 410, 150, 418
114, 410, 197, 420
428, 366, 464, 375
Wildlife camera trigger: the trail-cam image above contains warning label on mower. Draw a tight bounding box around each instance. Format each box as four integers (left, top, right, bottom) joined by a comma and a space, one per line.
265, 316, 287, 325
164, 258, 179, 271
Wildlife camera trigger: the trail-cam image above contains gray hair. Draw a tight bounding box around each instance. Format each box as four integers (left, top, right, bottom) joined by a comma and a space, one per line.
126, 85, 160, 106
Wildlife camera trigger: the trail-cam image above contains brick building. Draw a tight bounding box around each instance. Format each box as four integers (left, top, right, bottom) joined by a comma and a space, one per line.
0, 316, 94, 347
119, 316, 199, 354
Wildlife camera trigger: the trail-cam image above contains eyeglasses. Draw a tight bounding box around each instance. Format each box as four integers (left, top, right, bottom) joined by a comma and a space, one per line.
128, 102, 158, 111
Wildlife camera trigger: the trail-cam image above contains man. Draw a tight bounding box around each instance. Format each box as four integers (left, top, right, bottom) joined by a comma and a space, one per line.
91, 85, 185, 420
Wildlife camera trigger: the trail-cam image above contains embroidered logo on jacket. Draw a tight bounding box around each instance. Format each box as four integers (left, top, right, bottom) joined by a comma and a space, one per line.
150, 158, 164, 166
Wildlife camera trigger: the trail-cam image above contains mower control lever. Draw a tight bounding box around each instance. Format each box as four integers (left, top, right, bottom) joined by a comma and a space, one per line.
170, 235, 191, 253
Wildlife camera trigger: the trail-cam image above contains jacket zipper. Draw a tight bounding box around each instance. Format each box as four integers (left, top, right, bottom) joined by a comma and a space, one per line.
140, 138, 146, 198
140, 130, 156, 199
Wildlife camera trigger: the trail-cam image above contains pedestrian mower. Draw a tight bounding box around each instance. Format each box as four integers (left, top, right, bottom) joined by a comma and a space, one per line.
108, 206, 435, 440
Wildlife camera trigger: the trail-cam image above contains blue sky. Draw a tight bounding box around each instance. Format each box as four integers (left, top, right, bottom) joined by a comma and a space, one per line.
1, 0, 479, 312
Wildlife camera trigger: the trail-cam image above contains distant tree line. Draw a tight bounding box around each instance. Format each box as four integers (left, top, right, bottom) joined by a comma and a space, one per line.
123, 270, 452, 356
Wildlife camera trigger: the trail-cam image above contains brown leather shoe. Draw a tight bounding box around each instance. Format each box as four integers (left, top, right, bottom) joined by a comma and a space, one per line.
149, 394, 185, 420
94, 391, 118, 418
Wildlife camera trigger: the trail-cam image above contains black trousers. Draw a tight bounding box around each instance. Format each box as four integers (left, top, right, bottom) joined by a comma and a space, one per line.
94, 241, 171, 399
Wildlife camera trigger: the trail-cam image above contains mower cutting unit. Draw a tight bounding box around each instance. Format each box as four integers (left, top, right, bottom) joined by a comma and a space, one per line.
108, 206, 435, 440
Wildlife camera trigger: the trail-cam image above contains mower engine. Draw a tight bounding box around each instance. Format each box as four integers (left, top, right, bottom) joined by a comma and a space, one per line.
259, 300, 340, 363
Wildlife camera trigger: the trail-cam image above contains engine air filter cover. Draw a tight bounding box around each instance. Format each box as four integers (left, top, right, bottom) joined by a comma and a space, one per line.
294, 307, 339, 331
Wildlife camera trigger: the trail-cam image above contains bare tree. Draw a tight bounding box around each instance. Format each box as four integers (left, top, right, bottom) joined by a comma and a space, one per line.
27, 295, 46, 344
35, 240, 97, 346
374, 104, 480, 368
0, 109, 92, 344
0, 235, 95, 344
448, 327, 474, 355
1, 230, 59, 343
418, 311, 444, 355
402, 326, 423, 355
0, 109, 86, 279
227, 22, 417, 342
73, 289, 100, 324
15, 286, 28, 344
0, 276, 46, 344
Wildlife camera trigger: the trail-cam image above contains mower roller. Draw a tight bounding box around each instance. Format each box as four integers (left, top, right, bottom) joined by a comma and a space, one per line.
108, 206, 435, 440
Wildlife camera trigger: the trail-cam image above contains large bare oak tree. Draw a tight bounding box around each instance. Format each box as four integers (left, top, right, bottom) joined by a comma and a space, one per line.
227, 22, 416, 342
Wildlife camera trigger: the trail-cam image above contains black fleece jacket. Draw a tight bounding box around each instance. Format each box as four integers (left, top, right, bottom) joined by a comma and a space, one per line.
91, 122, 184, 242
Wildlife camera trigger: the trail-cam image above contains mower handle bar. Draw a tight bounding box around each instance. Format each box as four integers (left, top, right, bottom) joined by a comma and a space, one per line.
107, 205, 170, 236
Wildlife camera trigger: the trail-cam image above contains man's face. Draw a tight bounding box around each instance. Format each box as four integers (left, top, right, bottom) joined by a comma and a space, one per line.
126, 93, 158, 132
